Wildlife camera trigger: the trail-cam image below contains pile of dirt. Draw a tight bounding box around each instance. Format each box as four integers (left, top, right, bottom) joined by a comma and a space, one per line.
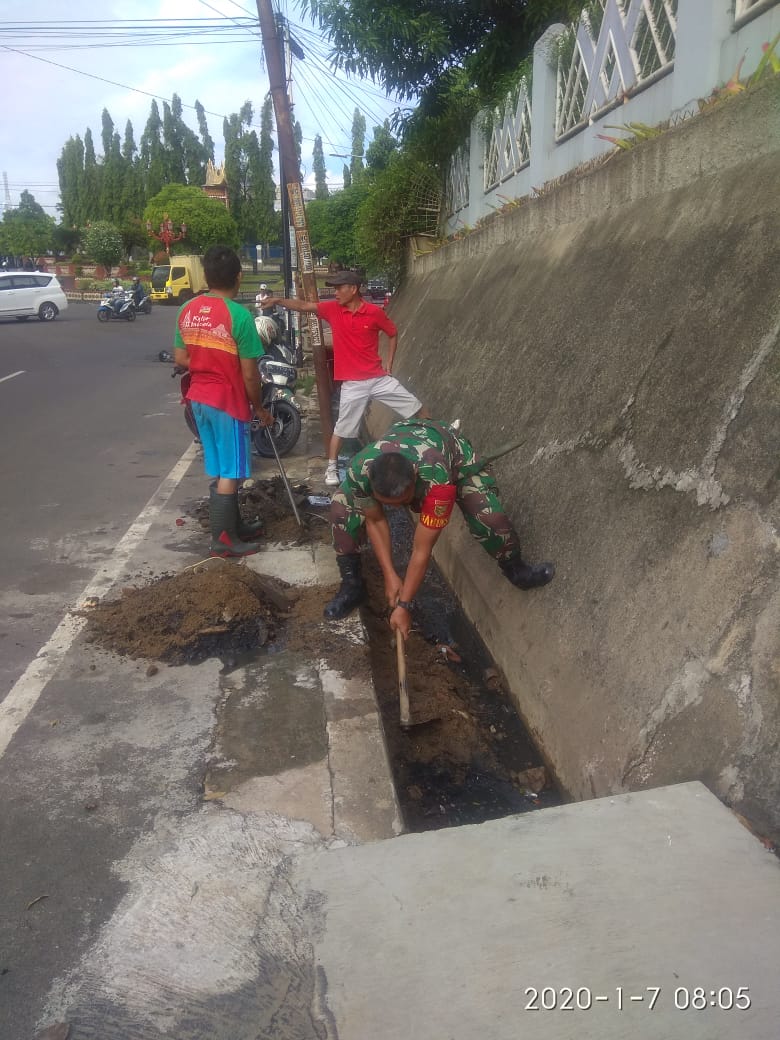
81, 559, 296, 665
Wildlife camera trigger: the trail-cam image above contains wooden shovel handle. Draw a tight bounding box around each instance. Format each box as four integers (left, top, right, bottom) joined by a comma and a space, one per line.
396, 634, 411, 727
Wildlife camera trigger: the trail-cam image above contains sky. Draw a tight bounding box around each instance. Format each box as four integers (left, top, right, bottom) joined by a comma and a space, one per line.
0, 0, 403, 216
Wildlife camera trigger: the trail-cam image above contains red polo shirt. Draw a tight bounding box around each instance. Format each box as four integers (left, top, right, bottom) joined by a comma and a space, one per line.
317, 298, 397, 381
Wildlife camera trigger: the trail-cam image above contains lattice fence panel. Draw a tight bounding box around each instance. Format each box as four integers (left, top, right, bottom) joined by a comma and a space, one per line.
556, 0, 678, 138
445, 144, 470, 218
483, 82, 533, 192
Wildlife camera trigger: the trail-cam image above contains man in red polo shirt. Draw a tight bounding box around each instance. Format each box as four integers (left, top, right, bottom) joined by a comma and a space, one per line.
277, 271, 427, 485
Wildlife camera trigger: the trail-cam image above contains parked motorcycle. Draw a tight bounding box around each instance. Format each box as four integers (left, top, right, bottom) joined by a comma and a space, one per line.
97, 293, 136, 322
170, 343, 301, 458
253, 340, 301, 458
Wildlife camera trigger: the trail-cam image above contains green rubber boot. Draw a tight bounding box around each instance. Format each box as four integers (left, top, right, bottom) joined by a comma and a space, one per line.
210, 484, 264, 540
209, 492, 262, 558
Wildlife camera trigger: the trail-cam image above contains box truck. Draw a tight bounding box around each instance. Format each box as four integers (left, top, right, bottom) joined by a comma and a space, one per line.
149, 255, 207, 303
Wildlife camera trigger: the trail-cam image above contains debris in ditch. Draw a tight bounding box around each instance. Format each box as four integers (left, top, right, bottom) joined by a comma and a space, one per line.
436, 643, 462, 663
514, 766, 549, 794
80, 559, 296, 665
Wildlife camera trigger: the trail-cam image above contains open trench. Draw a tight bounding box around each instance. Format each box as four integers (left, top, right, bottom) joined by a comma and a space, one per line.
363, 507, 561, 832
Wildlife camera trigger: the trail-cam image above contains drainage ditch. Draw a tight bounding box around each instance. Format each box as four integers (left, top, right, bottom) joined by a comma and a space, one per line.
360, 508, 562, 832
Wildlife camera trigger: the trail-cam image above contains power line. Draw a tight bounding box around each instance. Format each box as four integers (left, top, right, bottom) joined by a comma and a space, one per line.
1, 44, 261, 129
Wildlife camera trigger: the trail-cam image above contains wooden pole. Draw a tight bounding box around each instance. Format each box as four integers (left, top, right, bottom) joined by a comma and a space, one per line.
256, 0, 333, 453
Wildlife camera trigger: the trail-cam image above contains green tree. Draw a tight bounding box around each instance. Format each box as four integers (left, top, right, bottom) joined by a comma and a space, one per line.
223, 101, 277, 255
56, 135, 86, 228
101, 108, 115, 159
350, 109, 366, 183
120, 120, 145, 220
99, 129, 126, 225
305, 180, 370, 268
195, 100, 215, 163
144, 184, 239, 253
256, 97, 279, 247
365, 120, 398, 174
312, 135, 329, 199
140, 100, 166, 198
83, 220, 124, 271
300, 0, 580, 104
0, 191, 55, 256
83, 128, 100, 220
355, 153, 440, 282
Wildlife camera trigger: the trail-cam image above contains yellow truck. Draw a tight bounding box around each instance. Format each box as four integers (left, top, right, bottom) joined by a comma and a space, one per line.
149, 255, 207, 303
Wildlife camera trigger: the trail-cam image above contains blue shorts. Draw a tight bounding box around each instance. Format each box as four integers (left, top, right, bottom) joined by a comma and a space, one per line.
191, 401, 252, 480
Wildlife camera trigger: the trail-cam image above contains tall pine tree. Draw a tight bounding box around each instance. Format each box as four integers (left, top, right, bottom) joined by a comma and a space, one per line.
313, 135, 329, 199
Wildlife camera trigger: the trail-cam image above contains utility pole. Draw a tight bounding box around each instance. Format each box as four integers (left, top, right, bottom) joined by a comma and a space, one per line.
256, 0, 333, 452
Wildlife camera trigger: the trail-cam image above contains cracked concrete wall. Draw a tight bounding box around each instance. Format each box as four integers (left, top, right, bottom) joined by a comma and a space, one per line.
369, 78, 780, 840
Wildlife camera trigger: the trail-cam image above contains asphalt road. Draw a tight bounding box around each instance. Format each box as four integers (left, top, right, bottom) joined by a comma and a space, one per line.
0, 300, 203, 1039
0, 302, 187, 702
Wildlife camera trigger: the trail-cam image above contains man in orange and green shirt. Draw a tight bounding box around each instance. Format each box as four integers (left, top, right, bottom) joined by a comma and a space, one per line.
173, 244, 274, 557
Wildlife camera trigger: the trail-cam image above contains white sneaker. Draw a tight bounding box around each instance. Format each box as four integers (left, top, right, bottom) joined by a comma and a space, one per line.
324, 462, 339, 486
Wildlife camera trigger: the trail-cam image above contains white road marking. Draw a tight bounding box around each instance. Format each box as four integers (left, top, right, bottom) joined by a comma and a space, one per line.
0, 370, 25, 384
0, 442, 199, 760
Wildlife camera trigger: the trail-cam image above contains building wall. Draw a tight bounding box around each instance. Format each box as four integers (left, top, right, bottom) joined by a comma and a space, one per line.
368, 77, 780, 840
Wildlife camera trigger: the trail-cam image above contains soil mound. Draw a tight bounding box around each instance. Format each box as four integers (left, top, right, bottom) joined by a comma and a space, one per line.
81, 559, 295, 665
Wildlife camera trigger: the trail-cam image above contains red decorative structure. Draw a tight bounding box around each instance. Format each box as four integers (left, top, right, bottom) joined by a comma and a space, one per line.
146, 214, 187, 255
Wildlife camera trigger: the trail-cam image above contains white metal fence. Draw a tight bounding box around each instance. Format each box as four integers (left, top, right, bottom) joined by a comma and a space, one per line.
444, 0, 779, 231
556, 0, 678, 138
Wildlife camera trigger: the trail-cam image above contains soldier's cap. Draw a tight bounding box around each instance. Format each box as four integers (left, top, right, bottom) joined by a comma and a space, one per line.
324, 270, 362, 287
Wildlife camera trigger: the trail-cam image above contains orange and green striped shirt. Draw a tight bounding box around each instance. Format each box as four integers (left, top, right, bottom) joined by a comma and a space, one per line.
174, 295, 265, 421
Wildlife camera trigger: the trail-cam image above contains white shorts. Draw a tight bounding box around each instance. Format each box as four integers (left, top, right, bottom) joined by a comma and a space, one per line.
333, 375, 422, 438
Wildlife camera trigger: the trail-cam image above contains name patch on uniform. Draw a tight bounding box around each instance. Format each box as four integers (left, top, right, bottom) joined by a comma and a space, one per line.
420, 484, 457, 529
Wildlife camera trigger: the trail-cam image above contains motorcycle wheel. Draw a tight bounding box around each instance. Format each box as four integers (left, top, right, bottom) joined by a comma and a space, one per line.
142, 299, 152, 314
252, 400, 301, 458
124, 306, 136, 322
97, 309, 111, 323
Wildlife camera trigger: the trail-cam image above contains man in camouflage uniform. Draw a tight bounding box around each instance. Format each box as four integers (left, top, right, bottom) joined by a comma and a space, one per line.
324, 419, 555, 635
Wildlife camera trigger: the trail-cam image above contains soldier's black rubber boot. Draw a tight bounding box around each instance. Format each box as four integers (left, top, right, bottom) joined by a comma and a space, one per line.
210, 484, 264, 540
324, 554, 367, 620
500, 556, 555, 589
209, 492, 262, 558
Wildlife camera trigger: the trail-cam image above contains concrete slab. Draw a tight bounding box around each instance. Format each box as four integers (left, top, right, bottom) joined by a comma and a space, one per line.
298, 782, 780, 1040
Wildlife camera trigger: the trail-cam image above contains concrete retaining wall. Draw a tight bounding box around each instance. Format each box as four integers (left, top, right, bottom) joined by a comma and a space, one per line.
368, 78, 780, 840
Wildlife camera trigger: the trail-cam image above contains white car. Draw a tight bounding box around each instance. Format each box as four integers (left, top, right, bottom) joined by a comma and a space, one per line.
0, 270, 68, 321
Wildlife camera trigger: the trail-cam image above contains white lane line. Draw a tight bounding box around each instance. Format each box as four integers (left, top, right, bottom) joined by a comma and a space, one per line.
0, 442, 199, 760
0, 370, 25, 384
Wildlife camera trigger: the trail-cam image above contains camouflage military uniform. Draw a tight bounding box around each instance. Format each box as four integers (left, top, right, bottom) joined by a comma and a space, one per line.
330, 419, 521, 561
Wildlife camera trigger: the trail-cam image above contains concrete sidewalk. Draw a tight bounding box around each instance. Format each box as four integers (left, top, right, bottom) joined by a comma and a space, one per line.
28, 405, 780, 1039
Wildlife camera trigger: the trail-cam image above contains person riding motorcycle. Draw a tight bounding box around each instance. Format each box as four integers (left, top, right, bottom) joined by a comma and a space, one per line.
110, 279, 127, 316
130, 276, 145, 308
